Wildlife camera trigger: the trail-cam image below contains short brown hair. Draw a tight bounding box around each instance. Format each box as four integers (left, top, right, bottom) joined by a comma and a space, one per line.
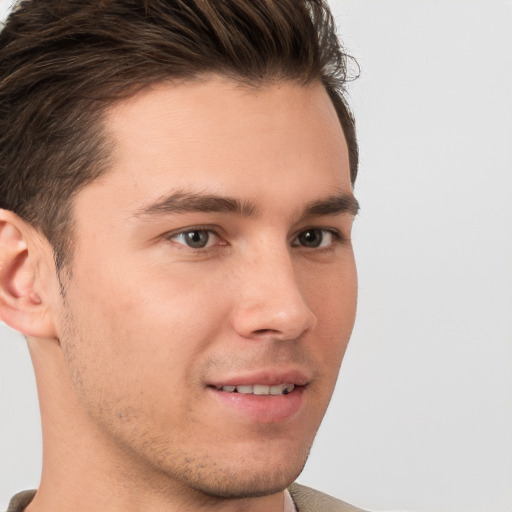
0, 0, 358, 269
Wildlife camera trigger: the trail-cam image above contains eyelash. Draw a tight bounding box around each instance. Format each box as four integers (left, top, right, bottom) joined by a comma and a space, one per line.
165, 226, 344, 251
290, 228, 342, 249
166, 227, 224, 250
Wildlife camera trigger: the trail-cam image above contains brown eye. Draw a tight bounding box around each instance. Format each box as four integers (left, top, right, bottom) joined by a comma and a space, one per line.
293, 229, 337, 248
298, 229, 323, 247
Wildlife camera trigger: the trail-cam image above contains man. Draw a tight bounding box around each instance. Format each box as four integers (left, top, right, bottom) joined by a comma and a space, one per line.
0, 1, 365, 511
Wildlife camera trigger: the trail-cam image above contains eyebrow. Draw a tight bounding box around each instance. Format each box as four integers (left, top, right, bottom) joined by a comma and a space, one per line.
303, 194, 360, 217
134, 190, 359, 219
134, 191, 257, 218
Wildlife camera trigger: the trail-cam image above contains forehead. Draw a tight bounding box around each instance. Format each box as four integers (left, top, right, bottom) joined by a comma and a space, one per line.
79, 77, 351, 219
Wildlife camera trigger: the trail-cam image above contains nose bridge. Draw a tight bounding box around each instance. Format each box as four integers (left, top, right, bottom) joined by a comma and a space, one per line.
231, 242, 317, 340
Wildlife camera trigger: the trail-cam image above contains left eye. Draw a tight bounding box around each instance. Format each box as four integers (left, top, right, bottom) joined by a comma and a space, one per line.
292, 228, 337, 248
170, 230, 220, 249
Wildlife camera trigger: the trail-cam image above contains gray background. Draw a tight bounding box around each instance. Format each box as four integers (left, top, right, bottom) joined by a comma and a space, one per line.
1, 1, 511, 511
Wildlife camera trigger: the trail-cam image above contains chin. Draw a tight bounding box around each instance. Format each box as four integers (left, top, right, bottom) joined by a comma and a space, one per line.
189, 466, 305, 499
170, 446, 310, 500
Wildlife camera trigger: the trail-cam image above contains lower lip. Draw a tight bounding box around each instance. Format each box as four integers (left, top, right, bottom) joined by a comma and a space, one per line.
207, 386, 305, 424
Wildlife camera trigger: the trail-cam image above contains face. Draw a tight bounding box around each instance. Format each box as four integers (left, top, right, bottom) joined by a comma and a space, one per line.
55, 77, 358, 499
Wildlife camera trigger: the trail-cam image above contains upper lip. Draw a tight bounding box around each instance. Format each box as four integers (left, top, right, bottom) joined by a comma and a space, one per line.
207, 369, 310, 388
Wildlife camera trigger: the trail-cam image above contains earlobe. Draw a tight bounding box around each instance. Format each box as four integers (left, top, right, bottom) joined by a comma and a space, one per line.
0, 210, 57, 338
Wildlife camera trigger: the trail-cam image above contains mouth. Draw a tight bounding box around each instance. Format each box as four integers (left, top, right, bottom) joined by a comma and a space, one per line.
206, 371, 309, 423
213, 383, 296, 396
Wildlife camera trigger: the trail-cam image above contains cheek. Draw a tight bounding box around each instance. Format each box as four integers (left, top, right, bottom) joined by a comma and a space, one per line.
304, 257, 357, 366
59, 286, 212, 436
306, 251, 357, 315
66, 265, 233, 409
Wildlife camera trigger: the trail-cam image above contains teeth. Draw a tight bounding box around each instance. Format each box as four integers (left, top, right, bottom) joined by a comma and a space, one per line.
220, 384, 295, 395
271, 384, 288, 395
253, 385, 270, 395
236, 385, 253, 394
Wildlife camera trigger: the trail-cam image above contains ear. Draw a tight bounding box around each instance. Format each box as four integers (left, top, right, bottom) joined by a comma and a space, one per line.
0, 209, 58, 338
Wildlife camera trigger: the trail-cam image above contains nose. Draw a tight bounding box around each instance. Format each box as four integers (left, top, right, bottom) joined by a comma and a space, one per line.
230, 248, 317, 341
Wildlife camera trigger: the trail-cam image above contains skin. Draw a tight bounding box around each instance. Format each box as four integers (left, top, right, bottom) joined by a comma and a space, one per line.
0, 77, 358, 512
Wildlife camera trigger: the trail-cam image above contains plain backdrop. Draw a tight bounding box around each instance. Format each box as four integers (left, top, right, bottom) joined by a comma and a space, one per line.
1, 1, 511, 511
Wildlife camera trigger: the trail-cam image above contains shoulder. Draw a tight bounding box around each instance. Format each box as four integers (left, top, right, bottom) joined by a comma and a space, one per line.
288, 483, 368, 512
6, 490, 36, 512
